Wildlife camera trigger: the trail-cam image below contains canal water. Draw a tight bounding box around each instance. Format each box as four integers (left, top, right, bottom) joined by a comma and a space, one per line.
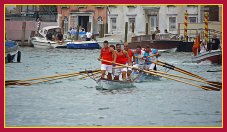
5, 47, 222, 127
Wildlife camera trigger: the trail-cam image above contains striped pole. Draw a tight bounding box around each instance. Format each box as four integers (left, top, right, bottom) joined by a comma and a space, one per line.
184, 10, 188, 42
204, 12, 209, 43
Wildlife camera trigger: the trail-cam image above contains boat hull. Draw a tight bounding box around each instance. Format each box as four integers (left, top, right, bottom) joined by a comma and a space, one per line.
96, 79, 135, 90
128, 40, 180, 52
192, 50, 222, 64
67, 41, 101, 49
30, 37, 68, 48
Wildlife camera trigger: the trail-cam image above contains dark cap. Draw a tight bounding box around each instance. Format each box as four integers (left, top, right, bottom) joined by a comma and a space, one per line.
103, 40, 108, 43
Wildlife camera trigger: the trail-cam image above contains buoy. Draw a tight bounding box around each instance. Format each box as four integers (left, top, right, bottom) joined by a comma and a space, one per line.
7, 54, 12, 63
17, 51, 21, 62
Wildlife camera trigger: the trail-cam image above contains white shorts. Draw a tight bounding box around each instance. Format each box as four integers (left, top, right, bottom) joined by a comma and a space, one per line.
101, 64, 113, 73
114, 67, 127, 76
144, 63, 156, 70
126, 63, 132, 71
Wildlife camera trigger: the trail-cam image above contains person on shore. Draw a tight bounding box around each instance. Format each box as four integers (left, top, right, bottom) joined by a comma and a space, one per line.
123, 42, 134, 80
98, 40, 116, 80
164, 29, 168, 33
86, 32, 92, 41
114, 44, 130, 81
36, 18, 41, 35
154, 26, 160, 34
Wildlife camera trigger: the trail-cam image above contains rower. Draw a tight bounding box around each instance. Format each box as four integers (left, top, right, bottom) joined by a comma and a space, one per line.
143, 45, 159, 71
114, 44, 130, 81
123, 42, 134, 80
98, 40, 116, 80
133, 45, 145, 70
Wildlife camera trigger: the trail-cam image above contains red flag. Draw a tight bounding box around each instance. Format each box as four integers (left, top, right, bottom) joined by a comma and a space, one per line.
192, 34, 200, 56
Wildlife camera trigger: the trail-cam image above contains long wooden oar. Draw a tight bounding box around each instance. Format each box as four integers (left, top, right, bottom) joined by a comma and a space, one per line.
157, 60, 206, 80
150, 69, 221, 89
5, 69, 101, 86
78, 71, 101, 79
145, 60, 222, 89
101, 59, 220, 91
22, 72, 89, 86
157, 60, 222, 88
6, 72, 83, 86
134, 56, 222, 88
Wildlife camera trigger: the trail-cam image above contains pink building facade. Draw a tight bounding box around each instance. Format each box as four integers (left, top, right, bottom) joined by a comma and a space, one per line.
57, 5, 107, 34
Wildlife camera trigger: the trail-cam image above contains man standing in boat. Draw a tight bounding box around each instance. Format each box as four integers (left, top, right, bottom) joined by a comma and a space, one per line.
98, 40, 116, 80
114, 44, 130, 81
211, 34, 221, 50
143, 45, 159, 71
123, 42, 134, 80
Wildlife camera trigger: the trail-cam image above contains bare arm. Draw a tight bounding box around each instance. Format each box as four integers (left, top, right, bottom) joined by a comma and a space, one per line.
124, 51, 130, 65
110, 48, 116, 63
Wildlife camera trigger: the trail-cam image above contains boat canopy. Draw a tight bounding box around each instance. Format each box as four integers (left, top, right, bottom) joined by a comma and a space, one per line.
39, 26, 61, 37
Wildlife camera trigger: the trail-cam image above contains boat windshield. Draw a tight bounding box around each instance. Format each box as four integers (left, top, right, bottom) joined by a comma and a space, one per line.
47, 28, 61, 36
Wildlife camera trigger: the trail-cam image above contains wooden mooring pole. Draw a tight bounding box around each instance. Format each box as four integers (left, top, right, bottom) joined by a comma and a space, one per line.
146, 23, 148, 35
125, 22, 128, 42
21, 21, 26, 46
76, 25, 80, 40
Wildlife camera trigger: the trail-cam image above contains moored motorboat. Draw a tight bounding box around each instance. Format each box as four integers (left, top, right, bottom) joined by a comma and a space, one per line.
192, 50, 222, 64
67, 41, 101, 49
128, 33, 182, 52
5, 40, 21, 63
29, 26, 70, 48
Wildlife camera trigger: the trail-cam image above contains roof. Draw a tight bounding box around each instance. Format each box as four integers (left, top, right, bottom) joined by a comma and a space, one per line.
39, 26, 61, 37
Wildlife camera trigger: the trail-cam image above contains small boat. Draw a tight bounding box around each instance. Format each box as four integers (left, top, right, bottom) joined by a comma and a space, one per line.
128, 33, 182, 52
96, 78, 135, 90
29, 26, 70, 48
5, 40, 21, 63
192, 50, 222, 64
67, 41, 101, 49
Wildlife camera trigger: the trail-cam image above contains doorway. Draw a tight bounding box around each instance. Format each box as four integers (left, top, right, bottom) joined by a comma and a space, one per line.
78, 16, 89, 32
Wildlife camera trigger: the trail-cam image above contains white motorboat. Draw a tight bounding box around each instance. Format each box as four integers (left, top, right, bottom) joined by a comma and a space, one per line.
29, 26, 69, 48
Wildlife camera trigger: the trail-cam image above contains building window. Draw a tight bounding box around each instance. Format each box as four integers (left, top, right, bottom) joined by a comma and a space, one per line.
70, 16, 76, 28
189, 17, 197, 23
64, 17, 68, 34
150, 15, 157, 31
169, 17, 176, 31
128, 18, 135, 31
111, 18, 116, 30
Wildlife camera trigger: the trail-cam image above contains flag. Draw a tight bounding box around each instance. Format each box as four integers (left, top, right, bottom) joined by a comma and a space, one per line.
192, 34, 200, 56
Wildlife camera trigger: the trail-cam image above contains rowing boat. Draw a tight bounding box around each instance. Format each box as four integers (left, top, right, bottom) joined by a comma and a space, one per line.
96, 78, 135, 90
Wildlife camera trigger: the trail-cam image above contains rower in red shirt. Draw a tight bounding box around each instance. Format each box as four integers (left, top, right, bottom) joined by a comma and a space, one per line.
98, 40, 116, 80
114, 44, 130, 81
124, 42, 134, 80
